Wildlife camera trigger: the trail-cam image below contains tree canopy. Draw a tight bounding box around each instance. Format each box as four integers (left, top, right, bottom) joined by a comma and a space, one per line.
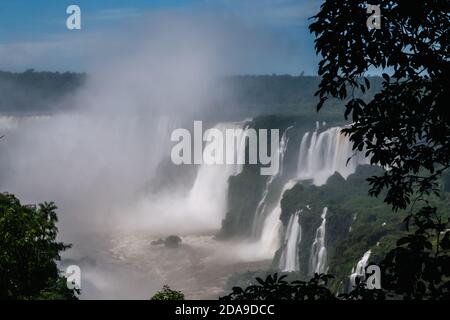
0, 193, 78, 299
309, 0, 449, 210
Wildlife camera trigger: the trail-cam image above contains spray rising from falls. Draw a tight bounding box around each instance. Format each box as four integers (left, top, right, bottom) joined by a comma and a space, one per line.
186, 122, 248, 225
132, 121, 249, 233
309, 207, 328, 275
278, 210, 302, 272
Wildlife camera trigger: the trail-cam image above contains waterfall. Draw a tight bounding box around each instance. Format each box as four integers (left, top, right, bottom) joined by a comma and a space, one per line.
186, 121, 249, 229
263, 126, 369, 271
250, 125, 371, 266
297, 126, 369, 186
236, 124, 371, 267
309, 207, 328, 275
130, 120, 250, 233
349, 250, 372, 289
247, 179, 297, 259
278, 210, 302, 272
251, 126, 293, 238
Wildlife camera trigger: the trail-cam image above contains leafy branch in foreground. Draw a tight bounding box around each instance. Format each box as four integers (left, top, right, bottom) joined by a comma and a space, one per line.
309, 0, 449, 211
221, 273, 335, 300
0, 193, 78, 300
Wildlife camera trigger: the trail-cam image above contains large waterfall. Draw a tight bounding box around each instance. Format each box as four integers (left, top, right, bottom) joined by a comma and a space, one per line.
129, 120, 250, 233
309, 207, 328, 275
186, 122, 249, 228
278, 210, 302, 272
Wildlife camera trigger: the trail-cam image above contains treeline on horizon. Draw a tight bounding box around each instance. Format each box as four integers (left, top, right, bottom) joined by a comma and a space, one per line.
0, 69, 86, 115
0, 70, 382, 116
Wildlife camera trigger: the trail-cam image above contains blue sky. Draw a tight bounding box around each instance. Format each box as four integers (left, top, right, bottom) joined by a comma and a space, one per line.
0, 0, 321, 74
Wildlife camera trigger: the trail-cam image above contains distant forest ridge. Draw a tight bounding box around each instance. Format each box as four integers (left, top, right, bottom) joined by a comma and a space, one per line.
0, 70, 86, 115
0, 70, 382, 115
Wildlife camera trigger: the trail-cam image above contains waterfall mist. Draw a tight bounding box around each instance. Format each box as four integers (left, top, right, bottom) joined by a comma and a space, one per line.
0, 14, 292, 298
0, 14, 284, 237
0, 11, 375, 299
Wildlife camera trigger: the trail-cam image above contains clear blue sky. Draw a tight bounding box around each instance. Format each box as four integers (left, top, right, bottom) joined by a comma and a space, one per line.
0, 0, 321, 74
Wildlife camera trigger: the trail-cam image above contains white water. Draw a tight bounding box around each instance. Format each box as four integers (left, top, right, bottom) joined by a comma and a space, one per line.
128, 121, 249, 233
255, 179, 297, 257
251, 126, 293, 238
186, 122, 248, 228
309, 207, 328, 275
237, 179, 297, 261
297, 126, 369, 186
278, 210, 302, 272
259, 125, 370, 271
349, 250, 372, 289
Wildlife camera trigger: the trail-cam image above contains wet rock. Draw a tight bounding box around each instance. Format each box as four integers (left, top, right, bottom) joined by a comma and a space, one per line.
151, 238, 165, 246
164, 235, 182, 248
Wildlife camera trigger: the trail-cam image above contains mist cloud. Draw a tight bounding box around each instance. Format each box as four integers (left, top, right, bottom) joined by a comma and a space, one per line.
0, 11, 305, 239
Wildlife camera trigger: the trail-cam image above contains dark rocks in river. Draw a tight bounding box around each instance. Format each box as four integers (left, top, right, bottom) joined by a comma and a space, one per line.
164, 235, 182, 248
151, 235, 182, 248
151, 238, 165, 246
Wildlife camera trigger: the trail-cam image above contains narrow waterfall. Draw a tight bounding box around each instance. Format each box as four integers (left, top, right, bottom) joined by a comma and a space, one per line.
297, 126, 369, 186
309, 207, 328, 275
250, 174, 276, 237
278, 210, 302, 272
349, 250, 372, 289
251, 126, 293, 238
235, 124, 252, 176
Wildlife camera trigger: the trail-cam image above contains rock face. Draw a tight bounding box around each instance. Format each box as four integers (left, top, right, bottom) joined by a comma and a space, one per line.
275, 165, 406, 291
164, 235, 182, 248
151, 236, 182, 248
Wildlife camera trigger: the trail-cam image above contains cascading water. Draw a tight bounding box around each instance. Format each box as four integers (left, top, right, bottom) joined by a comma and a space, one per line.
278, 210, 302, 272
130, 121, 249, 233
349, 250, 372, 289
309, 207, 328, 275
185, 122, 249, 229
249, 179, 297, 259
251, 126, 293, 238
297, 126, 370, 186
257, 125, 370, 271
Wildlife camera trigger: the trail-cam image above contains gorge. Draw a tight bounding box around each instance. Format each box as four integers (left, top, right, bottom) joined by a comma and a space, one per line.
2, 75, 445, 299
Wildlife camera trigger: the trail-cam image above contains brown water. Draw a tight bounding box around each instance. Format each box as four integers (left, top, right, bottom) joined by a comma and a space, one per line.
63, 231, 271, 299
